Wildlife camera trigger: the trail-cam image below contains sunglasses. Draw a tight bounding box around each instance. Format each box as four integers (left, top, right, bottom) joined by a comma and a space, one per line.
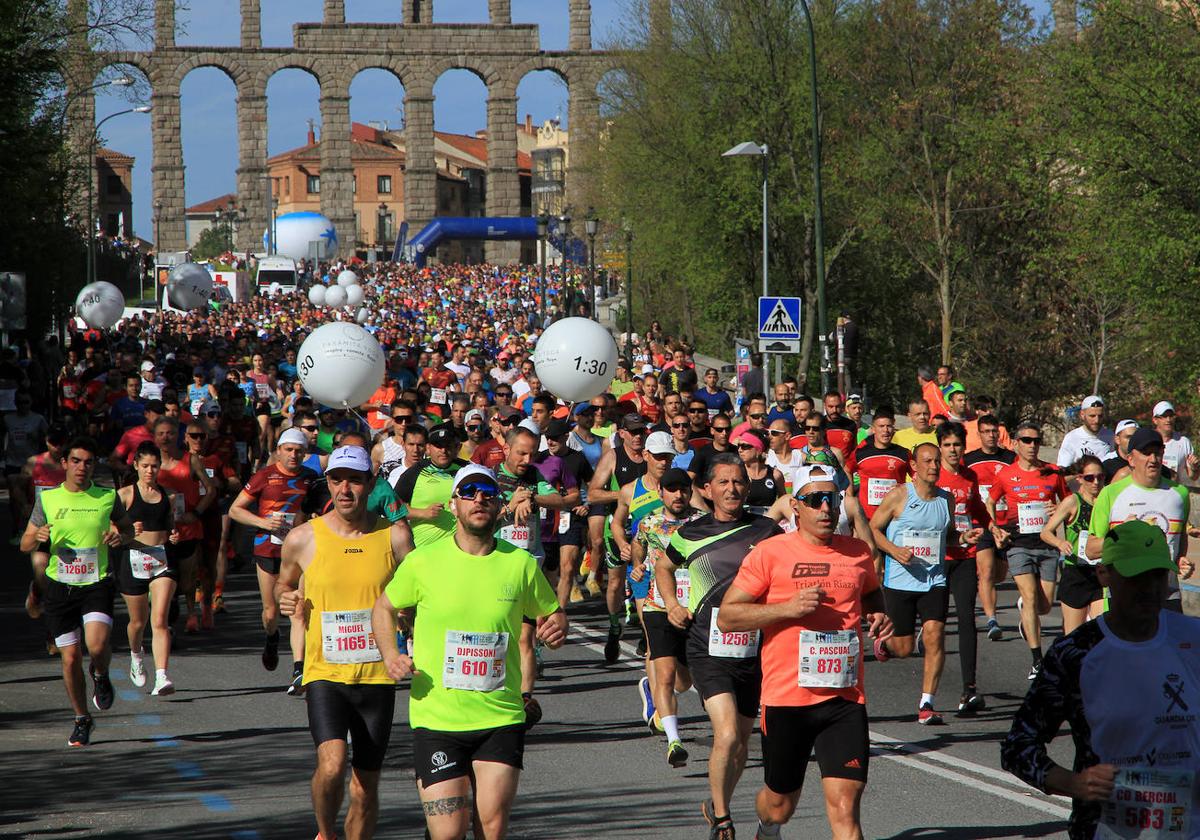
499, 417, 519, 426
466, 424, 483, 432
767, 429, 788, 437
206, 410, 222, 417
186, 432, 206, 440
299, 425, 319, 431
712, 426, 731, 433
748, 413, 765, 420
454, 481, 500, 501
495, 392, 512, 398
671, 422, 689, 429
1078, 474, 1105, 484
736, 443, 757, 452
805, 426, 822, 433
1017, 436, 1041, 445
392, 415, 413, 423
688, 407, 707, 413
626, 428, 648, 436
795, 490, 839, 510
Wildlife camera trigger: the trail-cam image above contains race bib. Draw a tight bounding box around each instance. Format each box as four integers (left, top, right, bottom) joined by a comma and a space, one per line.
235, 441, 248, 464
1017, 501, 1048, 534
903, 529, 943, 566
867, 477, 897, 507
798, 629, 860, 688
130, 545, 169, 580
255, 383, 270, 399
270, 512, 295, 545
56, 546, 99, 585
708, 408, 719, 419
981, 484, 1007, 512
1097, 767, 1193, 840
190, 399, 204, 416
499, 522, 530, 549
953, 503, 971, 534
430, 388, 448, 406
651, 568, 691, 609
1077, 528, 1094, 564
321, 609, 381, 664
199, 467, 215, 497
62, 384, 77, 399
442, 630, 508, 691
558, 511, 571, 534
708, 607, 760, 658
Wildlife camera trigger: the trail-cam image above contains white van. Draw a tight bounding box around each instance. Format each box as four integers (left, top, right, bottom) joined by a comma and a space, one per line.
255, 256, 299, 296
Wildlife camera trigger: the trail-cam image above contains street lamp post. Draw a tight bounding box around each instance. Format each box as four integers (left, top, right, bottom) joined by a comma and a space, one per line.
558, 209, 573, 318
377, 202, 389, 255
723, 140, 771, 385
624, 222, 634, 362
87, 105, 151, 285
153, 200, 162, 304
536, 210, 550, 327
585, 207, 598, 320
798, 0, 831, 394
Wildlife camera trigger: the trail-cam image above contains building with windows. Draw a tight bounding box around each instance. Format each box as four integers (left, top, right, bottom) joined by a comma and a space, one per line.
96, 147, 134, 239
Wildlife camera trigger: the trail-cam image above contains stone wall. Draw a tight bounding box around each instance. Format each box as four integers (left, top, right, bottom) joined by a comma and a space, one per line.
71, 0, 614, 259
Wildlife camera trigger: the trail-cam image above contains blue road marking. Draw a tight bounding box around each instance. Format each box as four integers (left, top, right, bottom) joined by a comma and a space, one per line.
118, 690, 142, 702
199, 794, 233, 812
150, 732, 180, 747
135, 714, 161, 725
174, 761, 205, 780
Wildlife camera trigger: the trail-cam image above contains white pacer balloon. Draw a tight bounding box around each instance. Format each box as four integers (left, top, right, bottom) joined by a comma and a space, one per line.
325, 285, 348, 308
532, 317, 619, 402
356, 307, 370, 324
308, 285, 327, 306
336, 269, 359, 287
344, 283, 364, 307
297, 322, 385, 408
75, 281, 125, 329
167, 262, 214, 310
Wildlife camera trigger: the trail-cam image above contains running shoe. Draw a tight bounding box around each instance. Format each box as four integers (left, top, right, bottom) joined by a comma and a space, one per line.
25, 581, 42, 619
1016, 597, 1027, 643
638, 676, 656, 724
185, 613, 200, 634
584, 576, 601, 596
522, 693, 543, 730
917, 702, 944, 725
755, 822, 782, 840
287, 665, 305, 697
1028, 661, 1041, 681
872, 636, 891, 663
151, 672, 175, 696
604, 627, 622, 664
667, 739, 688, 767
986, 618, 1003, 641
212, 592, 227, 613
262, 631, 280, 671
68, 715, 94, 747
201, 600, 215, 630
90, 666, 114, 711
129, 653, 147, 688
650, 712, 663, 732
569, 583, 585, 604
957, 690, 985, 716
709, 819, 736, 840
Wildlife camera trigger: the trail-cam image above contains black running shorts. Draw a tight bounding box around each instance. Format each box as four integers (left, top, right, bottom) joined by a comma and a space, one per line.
643, 610, 688, 663
412, 724, 525, 789
1058, 562, 1103, 609
761, 698, 870, 794
305, 680, 395, 771
43, 577, 115, 644
685, 643, 760, 718
883, 586, 949, 637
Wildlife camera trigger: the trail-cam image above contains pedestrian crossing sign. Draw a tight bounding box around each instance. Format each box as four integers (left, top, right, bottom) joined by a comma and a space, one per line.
758, 296, 802, 340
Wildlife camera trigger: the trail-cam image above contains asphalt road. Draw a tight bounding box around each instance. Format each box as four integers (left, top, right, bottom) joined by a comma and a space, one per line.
0, 522, 1083, 840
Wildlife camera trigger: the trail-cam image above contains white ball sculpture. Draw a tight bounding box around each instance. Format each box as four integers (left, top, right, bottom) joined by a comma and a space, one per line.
167, 262, 214, 310
297, 322, 386, 409
308, 285, 327, 307
532, 317, 619, 402
325, 285, 347, 309
75, 281, 125, 329
336, 269, 359, 287
345, 283, 364, 307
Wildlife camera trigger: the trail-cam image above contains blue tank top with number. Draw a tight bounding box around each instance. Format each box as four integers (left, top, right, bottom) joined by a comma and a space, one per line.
884, 483, 951, 592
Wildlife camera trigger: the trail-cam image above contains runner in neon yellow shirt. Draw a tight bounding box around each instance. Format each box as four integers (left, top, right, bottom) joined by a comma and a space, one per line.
373, 464, 566, 840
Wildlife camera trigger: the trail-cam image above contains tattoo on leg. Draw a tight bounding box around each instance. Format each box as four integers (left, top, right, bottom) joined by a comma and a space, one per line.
423, 795, 470, 816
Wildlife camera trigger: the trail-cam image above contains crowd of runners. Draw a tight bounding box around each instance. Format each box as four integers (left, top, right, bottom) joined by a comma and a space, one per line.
3, 259, 1199, 840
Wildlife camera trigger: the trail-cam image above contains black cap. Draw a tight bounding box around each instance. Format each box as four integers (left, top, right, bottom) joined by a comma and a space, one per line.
1129, 427, 1165, 454
144, 399, 166, 414
427, 424, 460, 448
544, 418, 571, 439
620, 413, 648, 431
660, 468, 692, 491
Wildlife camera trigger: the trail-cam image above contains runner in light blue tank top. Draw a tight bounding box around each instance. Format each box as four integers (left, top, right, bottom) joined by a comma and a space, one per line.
884, 483, 952, 591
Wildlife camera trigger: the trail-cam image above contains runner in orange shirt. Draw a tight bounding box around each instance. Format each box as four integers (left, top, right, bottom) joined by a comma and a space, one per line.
717, 463, 893, 840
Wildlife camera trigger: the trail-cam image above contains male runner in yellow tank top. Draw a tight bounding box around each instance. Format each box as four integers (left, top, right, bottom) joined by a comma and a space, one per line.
277, 445, 415, 840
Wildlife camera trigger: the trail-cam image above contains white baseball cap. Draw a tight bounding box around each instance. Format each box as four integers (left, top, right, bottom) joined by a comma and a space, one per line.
278, 428, 308, 448
326, 445, 371, 474
1080, 395, 1105, 409
518, 418, 541, 437
641, 364, 655, 375
140, 360, 156, 372
1115, 419, 1139, 435
645, 431, 675, 456
464, 408, 486, 426
450, 464, 498, 496
792, 464, 840, 497
1153, 400, 1176, 417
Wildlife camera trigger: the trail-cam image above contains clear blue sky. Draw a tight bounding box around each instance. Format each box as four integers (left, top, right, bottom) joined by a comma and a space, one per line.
95, 0, 1051, 241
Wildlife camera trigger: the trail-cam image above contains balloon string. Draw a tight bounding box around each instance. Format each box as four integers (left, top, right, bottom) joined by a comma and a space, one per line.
347, 407, 369, 428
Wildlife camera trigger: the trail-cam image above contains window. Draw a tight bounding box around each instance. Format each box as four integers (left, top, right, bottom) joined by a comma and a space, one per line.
306, 174, 320, 194
106, 175, 123, 196
352, 175, 357, 195
377, 174, 392, 194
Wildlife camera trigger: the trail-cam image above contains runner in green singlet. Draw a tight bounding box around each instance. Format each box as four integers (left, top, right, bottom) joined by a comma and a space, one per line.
1041, 455, 1106, 634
